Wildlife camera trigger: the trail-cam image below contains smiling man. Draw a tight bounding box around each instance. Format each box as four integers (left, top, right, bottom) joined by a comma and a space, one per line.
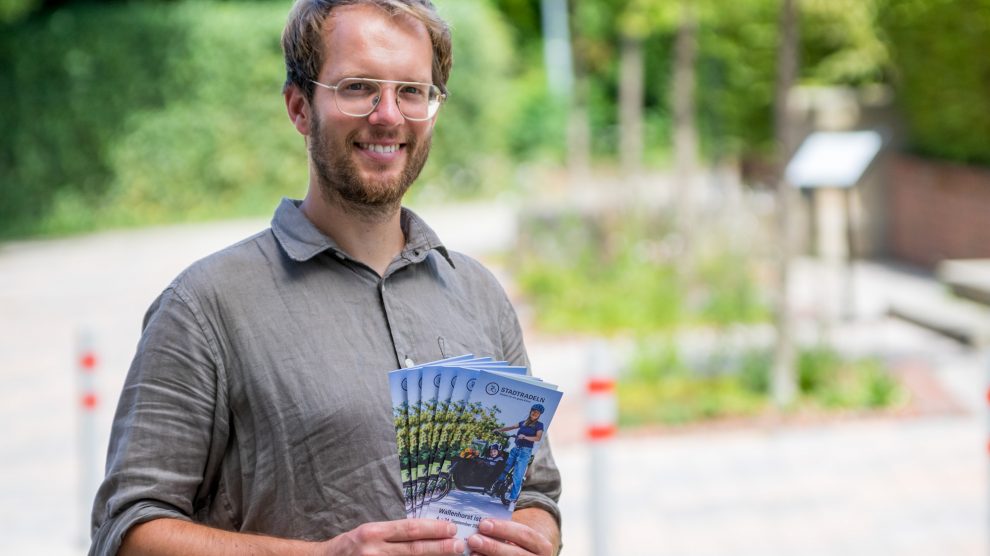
88, 1, 561, 556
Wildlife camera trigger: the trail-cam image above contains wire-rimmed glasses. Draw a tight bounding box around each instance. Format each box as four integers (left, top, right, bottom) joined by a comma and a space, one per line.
310, 77, 446, 122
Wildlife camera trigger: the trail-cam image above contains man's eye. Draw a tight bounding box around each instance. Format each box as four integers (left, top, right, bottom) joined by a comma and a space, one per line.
344, 81, 374, 93
399, 85, 424, 96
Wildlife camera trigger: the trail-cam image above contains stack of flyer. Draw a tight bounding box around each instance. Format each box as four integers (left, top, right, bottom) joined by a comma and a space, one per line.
388, 355, 561, 542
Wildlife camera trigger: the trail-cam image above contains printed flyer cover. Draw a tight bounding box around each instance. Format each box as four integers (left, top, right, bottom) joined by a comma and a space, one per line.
419, 363, 526, 516
419, 369, 561, 541
389, 355, 476, 515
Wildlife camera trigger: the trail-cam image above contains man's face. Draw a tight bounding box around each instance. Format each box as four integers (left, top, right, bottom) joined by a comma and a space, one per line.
307, 4, 437, 210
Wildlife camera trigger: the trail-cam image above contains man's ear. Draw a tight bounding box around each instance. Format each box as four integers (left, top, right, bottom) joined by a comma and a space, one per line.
284, 84, 311, 136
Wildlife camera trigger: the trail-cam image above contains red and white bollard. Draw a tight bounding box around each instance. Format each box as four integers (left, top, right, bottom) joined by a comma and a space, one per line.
586, 341, 616, 556
77, 329, 100, 548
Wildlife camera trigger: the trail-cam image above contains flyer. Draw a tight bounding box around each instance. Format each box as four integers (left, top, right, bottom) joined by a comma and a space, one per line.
418, 369, 561, 541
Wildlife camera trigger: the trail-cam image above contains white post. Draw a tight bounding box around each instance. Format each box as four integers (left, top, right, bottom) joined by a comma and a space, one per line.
587, 341, 616, 556
985, 354, 990, 549
77, 329, 100, 549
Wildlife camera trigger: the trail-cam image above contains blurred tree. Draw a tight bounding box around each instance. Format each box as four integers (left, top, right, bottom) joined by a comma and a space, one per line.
771, 0, 800, 408
879, 0, 990, 165
0, 0, 39, 23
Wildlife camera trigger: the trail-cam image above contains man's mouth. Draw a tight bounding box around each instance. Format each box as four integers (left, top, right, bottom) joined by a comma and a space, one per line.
357, 142, 402, 154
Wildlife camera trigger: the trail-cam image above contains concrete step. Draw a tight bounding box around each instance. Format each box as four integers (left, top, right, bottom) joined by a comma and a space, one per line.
937, 259, 990, 307
888, 293, 990, 347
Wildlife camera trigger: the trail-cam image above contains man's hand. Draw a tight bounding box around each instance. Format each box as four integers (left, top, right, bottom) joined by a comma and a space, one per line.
321, 519, 465, 556
121, 517, 464, 556
465, 510, 559, 556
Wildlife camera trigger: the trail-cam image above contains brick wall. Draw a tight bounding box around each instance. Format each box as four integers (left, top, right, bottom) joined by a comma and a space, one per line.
889, 155, 990, 268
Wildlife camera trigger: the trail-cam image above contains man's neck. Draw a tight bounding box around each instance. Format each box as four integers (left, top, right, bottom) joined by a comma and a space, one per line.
300, 189, 405, 278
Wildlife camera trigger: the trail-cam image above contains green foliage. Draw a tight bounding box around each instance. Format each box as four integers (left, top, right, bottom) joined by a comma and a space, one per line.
618, 341, 906, 427
878, 0, 990, 165
444, 401, 504, 465
696, 251, 768, 324
516, 211, 683, 333
515, 210, 768, 334
490, 0, 891, 160
696, 0, 779, 155
801, 0, 889, 86
0, 0, 520, 239
422, 0, 517, 199
0, 3, 299, 238
619, 339, 765, 426
0, 0, 35, 23
798, 345, 900, 408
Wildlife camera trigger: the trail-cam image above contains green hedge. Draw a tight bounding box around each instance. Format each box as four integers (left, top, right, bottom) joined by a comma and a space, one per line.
879, 0, 990, 165
0, 0, 517, 238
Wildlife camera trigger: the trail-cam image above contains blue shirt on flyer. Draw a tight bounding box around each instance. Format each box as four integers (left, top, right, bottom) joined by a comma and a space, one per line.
515, 420, 544, 448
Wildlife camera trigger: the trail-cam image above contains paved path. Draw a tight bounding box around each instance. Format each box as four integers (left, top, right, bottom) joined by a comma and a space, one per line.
0, 205, 986, 555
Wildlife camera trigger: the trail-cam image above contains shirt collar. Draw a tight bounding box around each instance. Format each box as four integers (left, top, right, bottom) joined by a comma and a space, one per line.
271, 198, 455, 268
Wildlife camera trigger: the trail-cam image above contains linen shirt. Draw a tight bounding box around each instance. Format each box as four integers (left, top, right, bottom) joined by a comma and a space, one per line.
90, 198, 562, 555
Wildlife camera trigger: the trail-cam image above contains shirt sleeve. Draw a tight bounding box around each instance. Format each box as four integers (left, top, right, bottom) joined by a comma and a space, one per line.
89, 285, 229, 556
497, 292, 563, 530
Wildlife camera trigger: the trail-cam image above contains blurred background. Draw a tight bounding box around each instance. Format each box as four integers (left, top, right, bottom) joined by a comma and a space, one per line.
2, 0, 989, 554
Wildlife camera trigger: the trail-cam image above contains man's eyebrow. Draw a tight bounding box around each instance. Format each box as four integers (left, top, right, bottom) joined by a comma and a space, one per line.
339, 73, 434, 84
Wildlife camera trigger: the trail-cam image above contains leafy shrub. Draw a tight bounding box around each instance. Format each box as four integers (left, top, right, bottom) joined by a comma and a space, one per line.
0, 0, 519, 238
618, 341, 906, 427
878, 0, 990, 164
515, 209, 767, 334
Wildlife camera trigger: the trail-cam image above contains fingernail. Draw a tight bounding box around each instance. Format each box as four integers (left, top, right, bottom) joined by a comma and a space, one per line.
447, 523, 458, 536
479, 519, 493, 533
468, 534, 484, 548
453, 539, 466, 553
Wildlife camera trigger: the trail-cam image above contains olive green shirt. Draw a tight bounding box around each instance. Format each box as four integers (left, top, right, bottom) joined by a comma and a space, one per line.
90, 198, 561, 555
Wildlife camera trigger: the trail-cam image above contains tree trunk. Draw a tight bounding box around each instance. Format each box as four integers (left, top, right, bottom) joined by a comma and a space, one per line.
771, 0, 800, 408
619, 34, 644, 177
567, 76, 592, 181
672, 0, 699, 251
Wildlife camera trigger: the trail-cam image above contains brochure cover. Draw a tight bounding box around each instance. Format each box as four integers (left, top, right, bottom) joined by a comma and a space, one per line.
419, 364, 525, 516
388, 368, 415, 514
416, 359, 498, 516
389, 355, 476, 515
419, 369, 561, 542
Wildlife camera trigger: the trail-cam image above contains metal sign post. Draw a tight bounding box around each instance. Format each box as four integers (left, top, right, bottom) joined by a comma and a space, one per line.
786, 130, 883, 323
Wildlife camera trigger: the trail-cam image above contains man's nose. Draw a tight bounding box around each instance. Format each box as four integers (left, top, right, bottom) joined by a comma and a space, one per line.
367, 87, 404, 126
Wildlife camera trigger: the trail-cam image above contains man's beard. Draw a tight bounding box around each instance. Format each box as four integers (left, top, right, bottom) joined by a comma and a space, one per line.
308, 111, 432, 218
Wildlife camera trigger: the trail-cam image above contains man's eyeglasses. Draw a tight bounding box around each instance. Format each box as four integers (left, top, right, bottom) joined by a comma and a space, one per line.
310, 77, 446, 122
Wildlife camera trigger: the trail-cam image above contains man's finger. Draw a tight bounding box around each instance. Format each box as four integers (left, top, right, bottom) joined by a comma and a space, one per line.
467, 519, 553, 556
380, 519, 458, 542
397, 538, 467, 555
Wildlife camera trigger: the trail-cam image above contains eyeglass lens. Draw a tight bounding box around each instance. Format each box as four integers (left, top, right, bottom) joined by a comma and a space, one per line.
335, 78, 440, 121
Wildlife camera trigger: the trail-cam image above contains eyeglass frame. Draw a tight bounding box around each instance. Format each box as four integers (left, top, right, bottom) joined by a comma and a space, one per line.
309, 77, 447, 122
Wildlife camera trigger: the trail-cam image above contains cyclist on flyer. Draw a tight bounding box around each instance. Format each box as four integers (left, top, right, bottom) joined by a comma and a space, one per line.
487, 404, 545, 501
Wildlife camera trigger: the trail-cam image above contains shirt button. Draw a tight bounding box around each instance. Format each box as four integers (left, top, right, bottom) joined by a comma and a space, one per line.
404, 357, 415, 368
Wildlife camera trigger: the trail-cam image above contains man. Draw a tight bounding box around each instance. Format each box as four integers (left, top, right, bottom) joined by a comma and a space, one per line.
89, 1, 561, 555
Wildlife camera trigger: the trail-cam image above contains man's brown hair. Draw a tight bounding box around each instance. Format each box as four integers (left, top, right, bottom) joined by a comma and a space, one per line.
281, 0, 453, 100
